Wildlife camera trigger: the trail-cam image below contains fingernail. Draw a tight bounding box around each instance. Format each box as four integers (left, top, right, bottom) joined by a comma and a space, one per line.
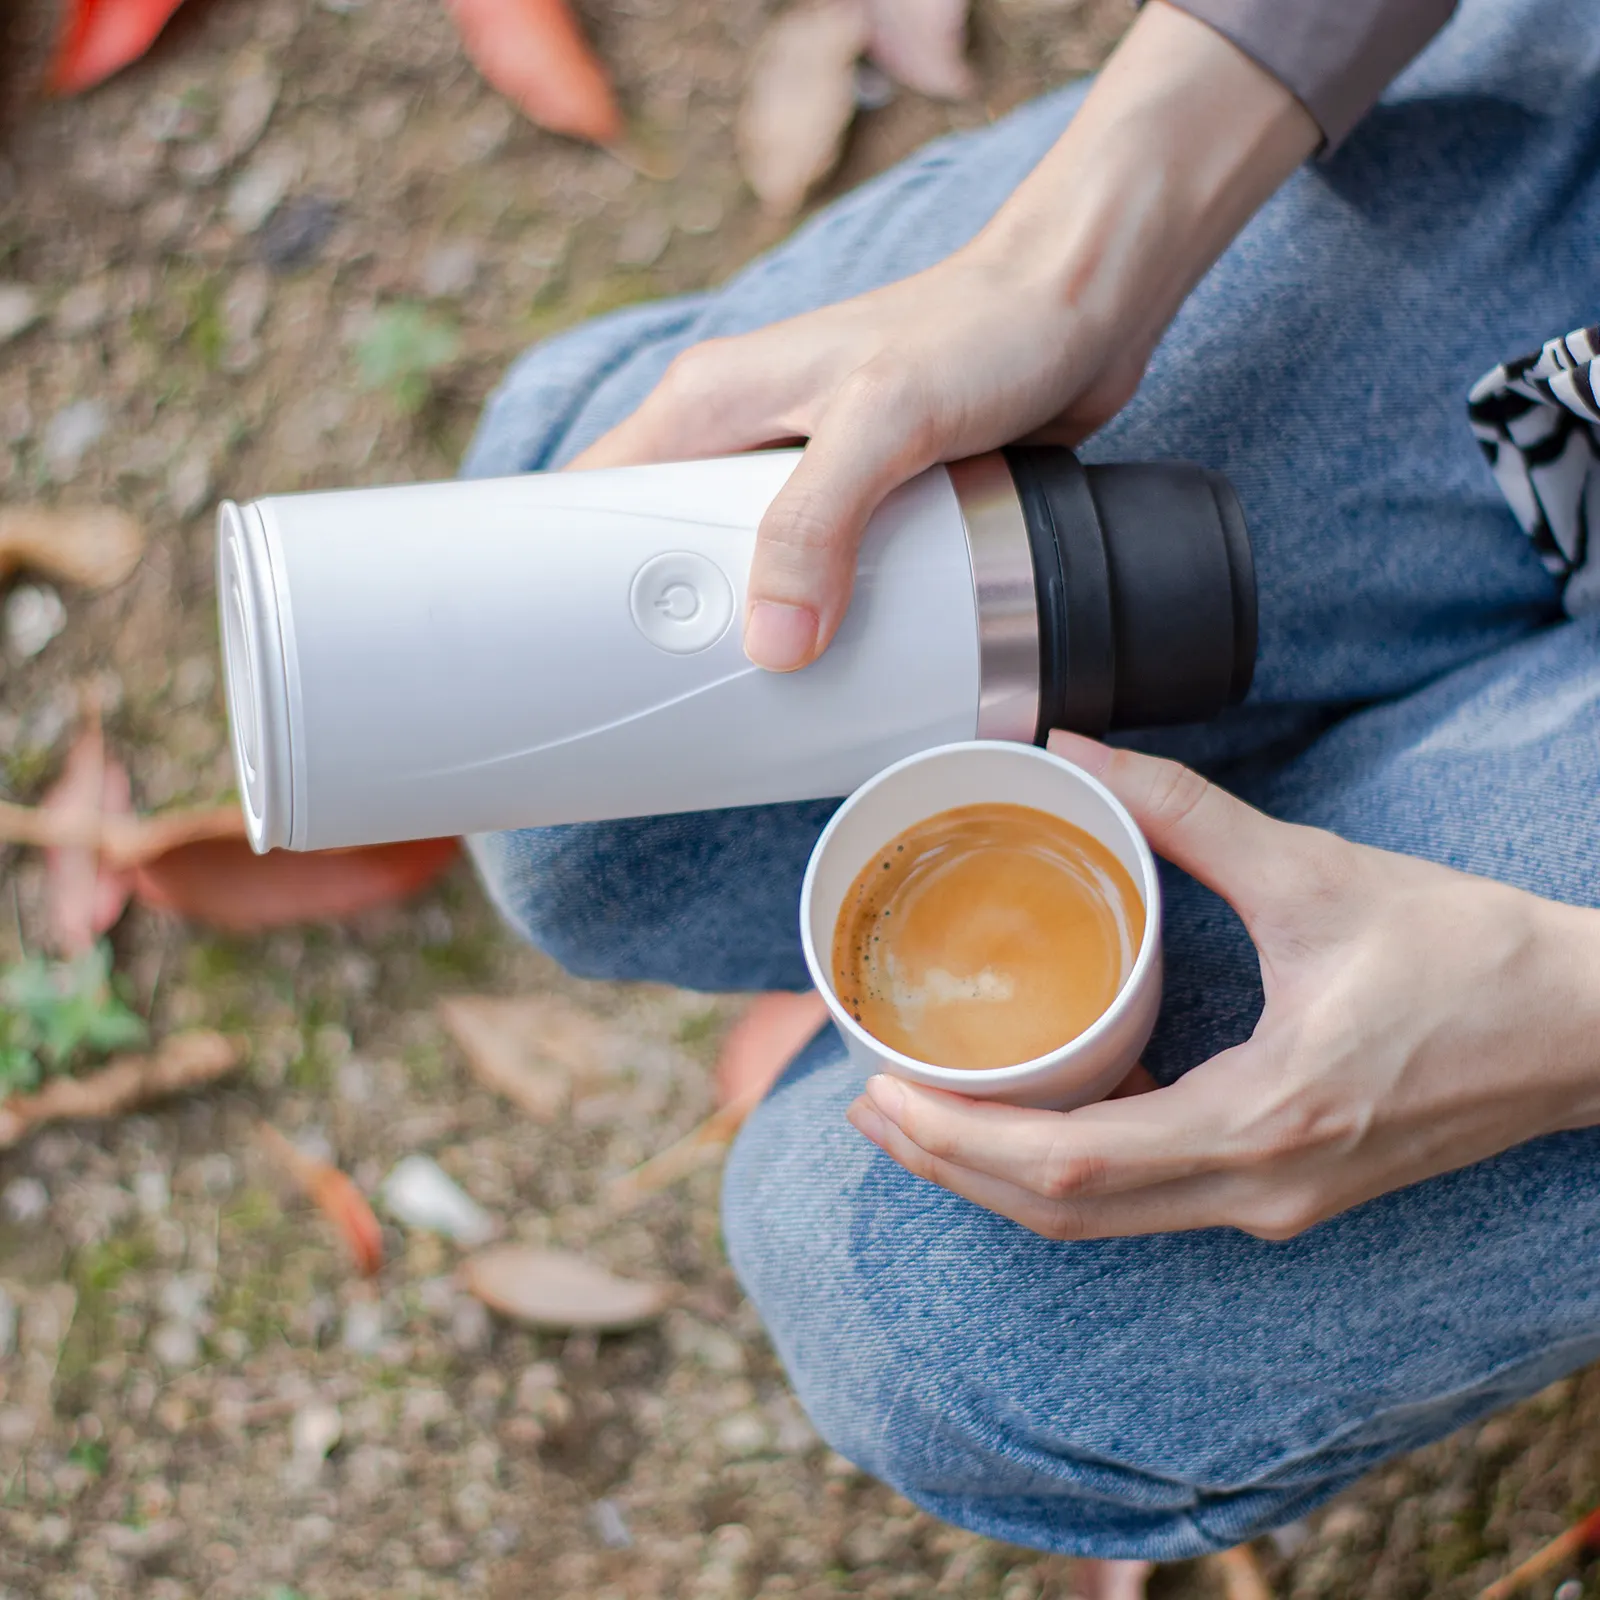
846, 1101, 889, 1146
744, 602, 818, 672
864, 1074, 905, 1123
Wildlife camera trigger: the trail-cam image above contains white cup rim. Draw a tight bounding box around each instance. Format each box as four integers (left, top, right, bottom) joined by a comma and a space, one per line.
799, 740, 1161, 1090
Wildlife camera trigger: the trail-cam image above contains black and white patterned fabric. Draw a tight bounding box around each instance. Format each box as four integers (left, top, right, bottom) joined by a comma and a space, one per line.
1469, 323, 1600, 616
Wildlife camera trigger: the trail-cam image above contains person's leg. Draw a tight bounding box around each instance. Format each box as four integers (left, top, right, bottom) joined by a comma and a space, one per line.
722, 612, 1600, 1557
468, 0, 1600, 993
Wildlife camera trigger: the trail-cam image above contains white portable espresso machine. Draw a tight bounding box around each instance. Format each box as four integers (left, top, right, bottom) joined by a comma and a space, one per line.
215, 446, 1255, 852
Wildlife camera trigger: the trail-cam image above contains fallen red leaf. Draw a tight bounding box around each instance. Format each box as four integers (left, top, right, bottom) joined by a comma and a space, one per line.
442, 0, 622, 145
130, 836, 459, 931
49, 0, 190, 94
713, 990, 829, 1109
257, 1122, 384, 1278
39, 712, 134, 957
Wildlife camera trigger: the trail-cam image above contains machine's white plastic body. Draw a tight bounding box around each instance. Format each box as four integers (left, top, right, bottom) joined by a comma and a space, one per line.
218, 451, 985, 852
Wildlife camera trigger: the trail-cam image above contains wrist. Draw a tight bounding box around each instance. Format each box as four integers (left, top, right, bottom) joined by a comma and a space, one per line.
1530, 897, 1600, 1132
971, 1, 1317, 344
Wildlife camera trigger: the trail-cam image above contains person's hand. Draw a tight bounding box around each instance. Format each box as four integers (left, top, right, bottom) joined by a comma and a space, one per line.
574, 251, 1147, 671
844, 731, 1600, 1240
572, 3, 1317, 671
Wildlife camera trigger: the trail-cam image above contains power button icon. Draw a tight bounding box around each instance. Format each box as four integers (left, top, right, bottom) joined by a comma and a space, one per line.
628, 552, 736, 655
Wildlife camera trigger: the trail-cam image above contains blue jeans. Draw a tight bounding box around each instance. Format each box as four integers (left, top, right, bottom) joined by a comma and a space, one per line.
463, 0, 1600, 1560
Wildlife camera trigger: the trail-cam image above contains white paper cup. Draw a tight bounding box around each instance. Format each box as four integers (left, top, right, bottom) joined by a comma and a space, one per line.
800, 741, 1161, 1110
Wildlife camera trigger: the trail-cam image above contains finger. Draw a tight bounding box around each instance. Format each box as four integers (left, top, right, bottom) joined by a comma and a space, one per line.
846, 1096, 1239, 1239
857, 1070, 1242, 1199
744, 373, 939, 670
1045, 731, 1329, 923
568, 334, 816, 472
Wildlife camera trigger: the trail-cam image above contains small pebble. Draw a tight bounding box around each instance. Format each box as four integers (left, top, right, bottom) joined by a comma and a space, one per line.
449, 1295, 492, 1354
0, 283, 41, 343
219, 65, 280, 160
1555, 1583, 1584, 1600
380, 1155, 497, 1246
226, 150, 296, 232
133, 1169, 170, 1218
615, 214, 671, 269
420, 240, 479, 298
42, 399, 108, 478
149, 1320, 202, 1370
853, 61, 896, 111
54, 279, 109, 336
5, 584, 67, 658
291, 1401, 343, 1464
159, 1272, 213, 1323
591, 1498, 632, 1549
3, 1176, 49, 1223
257, 195, 339, 272
342, 1299, 385, 1355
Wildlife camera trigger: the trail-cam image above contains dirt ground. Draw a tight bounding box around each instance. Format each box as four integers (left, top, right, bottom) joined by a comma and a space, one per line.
2, 0, 1600, 1596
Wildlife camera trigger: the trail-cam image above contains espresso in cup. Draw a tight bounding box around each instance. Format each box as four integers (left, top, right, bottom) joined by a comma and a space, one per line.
830, 801, 1145, 1071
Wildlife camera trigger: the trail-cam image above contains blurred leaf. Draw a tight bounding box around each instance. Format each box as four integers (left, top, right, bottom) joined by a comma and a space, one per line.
66, 1439, 109, 1476
438, 992, 626, 1121
464, 1245, 674, 1330
0, 943, 148, 1093
39, 711, 135, 957
353, 305, 461, 413
865, 0, 973, 99
736, 0, 868, 218
257, 1123, 385, 1277
443, 0, 622, 145
49, 0, 190, 94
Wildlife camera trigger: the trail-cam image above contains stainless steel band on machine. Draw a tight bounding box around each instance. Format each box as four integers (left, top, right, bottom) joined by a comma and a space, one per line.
950, 446, 1257, 744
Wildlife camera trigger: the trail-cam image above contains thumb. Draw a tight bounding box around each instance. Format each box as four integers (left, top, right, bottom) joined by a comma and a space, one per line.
1046, 731, 1315, 923
744, 382, 934, 671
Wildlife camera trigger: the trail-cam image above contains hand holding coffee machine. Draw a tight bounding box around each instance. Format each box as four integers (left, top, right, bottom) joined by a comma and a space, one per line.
215, 446, 1255, 854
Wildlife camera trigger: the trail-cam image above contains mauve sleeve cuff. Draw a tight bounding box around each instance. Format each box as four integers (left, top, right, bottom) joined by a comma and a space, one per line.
1159, 0, 1458, 149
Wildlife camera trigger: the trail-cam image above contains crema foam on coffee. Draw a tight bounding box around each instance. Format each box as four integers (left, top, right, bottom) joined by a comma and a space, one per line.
830, 802, 1144, 1071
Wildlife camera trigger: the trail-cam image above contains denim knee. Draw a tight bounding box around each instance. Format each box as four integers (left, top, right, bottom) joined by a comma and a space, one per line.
721, 1036, 1600, 1560
468, 799, 834, 991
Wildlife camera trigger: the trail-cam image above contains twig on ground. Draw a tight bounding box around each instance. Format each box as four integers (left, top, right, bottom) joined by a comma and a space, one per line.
1212, 1543, 1274, 1600
608, 1095, 759, 1207
1479, 1507, 1600, 1600
0, 1030, 238, 1147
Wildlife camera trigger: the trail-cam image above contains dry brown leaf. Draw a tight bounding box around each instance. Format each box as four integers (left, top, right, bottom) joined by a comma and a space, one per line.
866, 0, 973, 99
609, 1096, 757, 1208
0, 505, 145, 589
736, 0, 869, 218
0, 1030, 238, 1148
1212, 1544, 1274, 1600
257, 1122, 385, 1277
438, 993, 625, 1121
39, 711, 134, 956
463, 1245, 673, 1330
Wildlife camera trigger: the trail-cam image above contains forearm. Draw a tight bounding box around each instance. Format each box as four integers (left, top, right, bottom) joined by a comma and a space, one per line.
971, 1, 1319, 353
